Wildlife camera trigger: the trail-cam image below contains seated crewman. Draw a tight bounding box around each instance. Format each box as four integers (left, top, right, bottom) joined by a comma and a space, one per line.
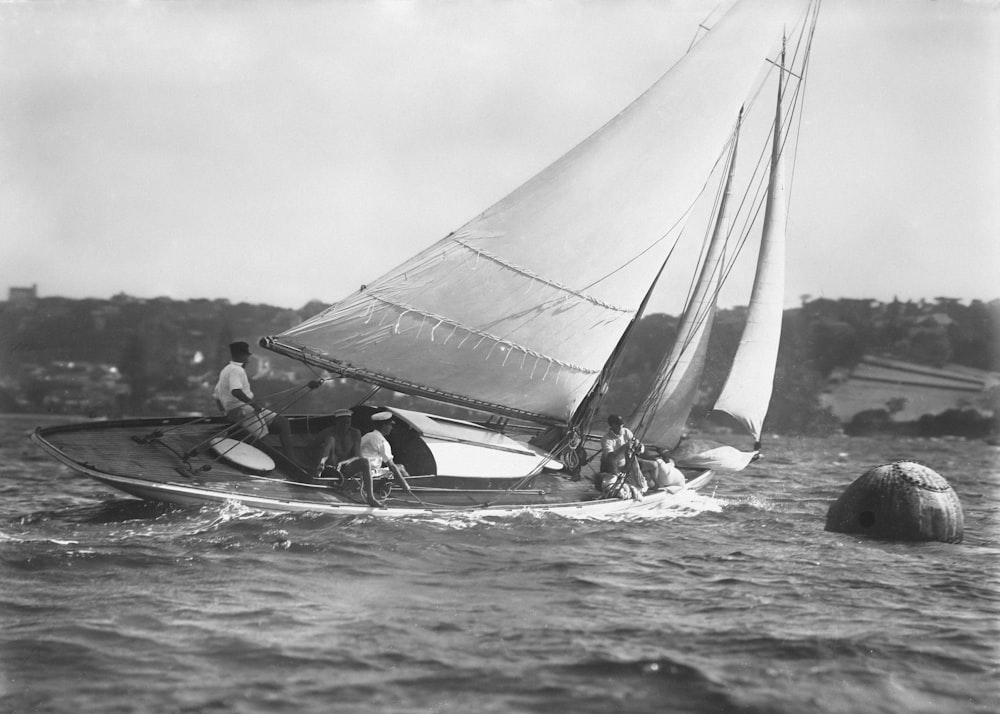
599, 414, 659, 492
309, 408, 369, 483
359, 412, 413, 504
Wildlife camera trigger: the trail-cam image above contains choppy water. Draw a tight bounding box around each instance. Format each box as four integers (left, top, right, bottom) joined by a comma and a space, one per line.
1, 414, 998, 713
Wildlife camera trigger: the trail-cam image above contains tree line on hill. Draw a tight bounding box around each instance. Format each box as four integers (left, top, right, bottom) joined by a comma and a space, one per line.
0, 293, 996, 436
598, 296, 997, 437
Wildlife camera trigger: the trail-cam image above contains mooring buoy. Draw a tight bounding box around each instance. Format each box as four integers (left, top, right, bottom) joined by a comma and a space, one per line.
825, 461, 964, 543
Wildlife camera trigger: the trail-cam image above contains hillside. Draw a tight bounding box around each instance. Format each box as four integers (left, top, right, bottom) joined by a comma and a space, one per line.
1, 292, 997, 436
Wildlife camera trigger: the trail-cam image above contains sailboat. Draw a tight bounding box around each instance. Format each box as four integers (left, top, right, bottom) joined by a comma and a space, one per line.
32, 0, 820, 518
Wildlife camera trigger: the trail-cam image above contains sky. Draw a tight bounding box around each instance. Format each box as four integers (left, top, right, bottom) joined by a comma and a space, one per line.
0, 0, 997, 312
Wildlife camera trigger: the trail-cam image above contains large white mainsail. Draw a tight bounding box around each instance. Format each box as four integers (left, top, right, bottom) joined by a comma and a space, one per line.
712, 47, 790, 443
267, 0, 808, 425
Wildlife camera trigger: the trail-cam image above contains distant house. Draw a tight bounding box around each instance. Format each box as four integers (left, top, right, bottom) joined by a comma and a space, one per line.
916, 313, 955, 329
821, 355, 997, 423
8, 284, 38, 306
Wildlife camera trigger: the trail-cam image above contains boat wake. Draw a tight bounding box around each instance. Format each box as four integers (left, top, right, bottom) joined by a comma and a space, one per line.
364, 489, 726, 529
1, 485, 729, 550
720, 493, 777, 512
0, 496, 278, 548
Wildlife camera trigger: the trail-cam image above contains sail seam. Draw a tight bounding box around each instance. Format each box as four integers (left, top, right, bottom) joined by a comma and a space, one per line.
452, 238, 630, 314
365, 293, 600, 375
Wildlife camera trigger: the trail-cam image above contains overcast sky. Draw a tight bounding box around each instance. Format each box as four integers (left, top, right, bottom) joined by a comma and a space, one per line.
1, 0, 997, 312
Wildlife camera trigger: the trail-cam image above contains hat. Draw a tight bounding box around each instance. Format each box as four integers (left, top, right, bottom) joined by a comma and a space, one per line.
333, 408, 352, 419
371, 411, 393, 422
229, 341, 251, 357
607, 414, 624, 426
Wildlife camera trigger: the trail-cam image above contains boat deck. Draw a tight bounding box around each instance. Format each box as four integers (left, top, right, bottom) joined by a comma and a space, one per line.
32, 416, 604, 513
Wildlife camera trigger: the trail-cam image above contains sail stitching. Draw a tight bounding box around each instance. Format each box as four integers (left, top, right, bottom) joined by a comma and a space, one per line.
265, 339, 561, 424
452, 238, 630, 314
365, 292, 600, 375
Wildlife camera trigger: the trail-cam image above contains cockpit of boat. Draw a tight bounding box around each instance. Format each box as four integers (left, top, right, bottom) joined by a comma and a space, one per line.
292, 406, 561, 488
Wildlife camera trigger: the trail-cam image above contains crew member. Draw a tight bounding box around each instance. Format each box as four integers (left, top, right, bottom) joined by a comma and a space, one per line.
213, 341, 294, 460
310, 408, 367, 482
360, 412, 413, 504
600, 414, 658, 492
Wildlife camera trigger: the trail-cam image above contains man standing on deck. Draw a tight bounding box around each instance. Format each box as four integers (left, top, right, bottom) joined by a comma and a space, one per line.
213, 341, 294, 461
360, 412, 413, 504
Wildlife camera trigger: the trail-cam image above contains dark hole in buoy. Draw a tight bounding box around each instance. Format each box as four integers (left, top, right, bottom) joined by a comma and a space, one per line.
826, 462, 964, 542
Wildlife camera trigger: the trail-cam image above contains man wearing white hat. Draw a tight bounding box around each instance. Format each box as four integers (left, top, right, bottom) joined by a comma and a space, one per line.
360, 411, 412, 502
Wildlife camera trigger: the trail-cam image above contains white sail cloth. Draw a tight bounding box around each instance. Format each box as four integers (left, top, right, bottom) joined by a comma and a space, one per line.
275, 0, 806, 424
713, 71, 789, 441
630, 126, 740, 449
670, 440, 759, 474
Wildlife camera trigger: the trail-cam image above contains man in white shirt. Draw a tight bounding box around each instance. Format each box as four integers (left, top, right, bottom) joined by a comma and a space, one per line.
599, 414, 660, 493
600, 414, 638, 473
360, 411, 412, 503
213, 341, 294, 460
